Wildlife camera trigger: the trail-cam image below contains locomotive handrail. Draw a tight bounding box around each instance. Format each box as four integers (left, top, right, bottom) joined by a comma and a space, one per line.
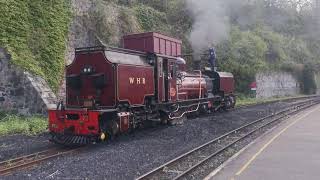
169, 70, 203, 119
56, 101, 65, 111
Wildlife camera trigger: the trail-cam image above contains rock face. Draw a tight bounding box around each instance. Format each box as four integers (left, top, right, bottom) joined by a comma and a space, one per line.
65, 0, 99, 65
256, 71, 300, 98
57, 0, 142, 100
0, 48, 57, 115
57, 0, 99, 100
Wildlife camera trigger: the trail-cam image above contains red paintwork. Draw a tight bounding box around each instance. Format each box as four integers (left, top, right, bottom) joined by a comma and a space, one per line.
123, 32, 182, 56
48, 32, 237, 144
178, 72, 208, 100
218, 73, 235, 94
250, 82, 257, 89
117, 64, 155, 105
119, 113, 130, 133
66, 50, 156, 107
48, 109, 100, 135
66, 51, 116, 107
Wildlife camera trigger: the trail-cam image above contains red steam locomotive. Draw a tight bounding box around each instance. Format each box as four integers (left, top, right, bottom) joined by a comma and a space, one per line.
48, 32, 235, 145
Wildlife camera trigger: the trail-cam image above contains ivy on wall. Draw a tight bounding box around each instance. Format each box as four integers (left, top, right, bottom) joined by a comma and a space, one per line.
0, 0, 71, 91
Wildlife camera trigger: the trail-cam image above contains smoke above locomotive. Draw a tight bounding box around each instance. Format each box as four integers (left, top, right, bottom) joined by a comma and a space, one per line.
186, 0, 249, 52
187, 0, 230, 53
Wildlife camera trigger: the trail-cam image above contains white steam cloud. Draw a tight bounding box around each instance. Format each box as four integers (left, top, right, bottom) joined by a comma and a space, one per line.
186, 0, 230, 53
186, 0, 246, 53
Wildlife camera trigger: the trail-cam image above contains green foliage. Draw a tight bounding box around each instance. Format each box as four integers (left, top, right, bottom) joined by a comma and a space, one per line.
89, 1, 121, 46
284, 38, 314, 64
301, 65, 317, 94
255, 27, 288, 65
236, 94, 306, 107
88, 1, 143, 46
1, 0, 318, 95
218, 27, 268, 93
136, 0, 169, 12
0, 0, 71, 91
0, 112, 47, 136
214, 23, 319, 94
133, 4, 169, 33
166, 0, 193, 52
119, 6, 143, 34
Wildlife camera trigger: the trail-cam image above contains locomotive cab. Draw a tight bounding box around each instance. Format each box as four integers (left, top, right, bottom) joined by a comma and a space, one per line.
203, 69, 234, 95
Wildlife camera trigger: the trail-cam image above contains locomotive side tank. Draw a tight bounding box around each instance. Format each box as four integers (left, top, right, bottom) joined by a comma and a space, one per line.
177, 71, 213, 100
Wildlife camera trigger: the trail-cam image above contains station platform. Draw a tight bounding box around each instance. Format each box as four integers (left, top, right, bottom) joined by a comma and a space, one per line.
206, 104, 320, 180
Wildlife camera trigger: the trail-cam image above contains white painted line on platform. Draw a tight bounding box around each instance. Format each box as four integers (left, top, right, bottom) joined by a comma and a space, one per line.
233, 104, 320, 178
204, 103, 320, 180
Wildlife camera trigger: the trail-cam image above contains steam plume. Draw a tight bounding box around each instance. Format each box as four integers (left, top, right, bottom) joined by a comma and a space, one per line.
186, 0, 231, 53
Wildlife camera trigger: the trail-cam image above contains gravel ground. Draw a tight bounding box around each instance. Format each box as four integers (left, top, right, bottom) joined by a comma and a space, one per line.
0, 98, 313, 180
0, 133, 53, 162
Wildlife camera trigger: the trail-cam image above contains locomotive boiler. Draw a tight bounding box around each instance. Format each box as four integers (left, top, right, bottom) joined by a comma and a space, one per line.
48, 32, 236, 145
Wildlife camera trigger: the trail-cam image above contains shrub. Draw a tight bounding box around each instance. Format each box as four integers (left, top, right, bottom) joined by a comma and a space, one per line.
133, 4, 169, 33
0, 113, 47, 136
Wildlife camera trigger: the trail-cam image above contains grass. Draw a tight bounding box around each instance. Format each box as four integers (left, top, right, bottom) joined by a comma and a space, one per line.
236, 94, 308, 107
0, 112, 47, 136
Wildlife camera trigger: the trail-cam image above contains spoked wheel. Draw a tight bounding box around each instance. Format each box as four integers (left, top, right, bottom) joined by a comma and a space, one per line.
100, 118, 120, 142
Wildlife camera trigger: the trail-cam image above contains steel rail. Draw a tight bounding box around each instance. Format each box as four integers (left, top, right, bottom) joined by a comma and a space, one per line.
234, 95, 319, 110
173, 101, 316, 180
0, 147, 80, 176
0, 149, 56, 167
136, 99, 319, 180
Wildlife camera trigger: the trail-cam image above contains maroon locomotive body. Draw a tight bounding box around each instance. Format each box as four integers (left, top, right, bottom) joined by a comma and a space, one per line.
48, 32, 236, 145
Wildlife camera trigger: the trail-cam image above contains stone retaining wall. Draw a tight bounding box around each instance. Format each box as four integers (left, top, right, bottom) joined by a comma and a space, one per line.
256, 71, 300, 98
0, 48, 57, 115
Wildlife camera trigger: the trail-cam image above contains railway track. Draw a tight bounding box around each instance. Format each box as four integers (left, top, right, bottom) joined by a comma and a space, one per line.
0, 147, 80, 176
0, 96, 317, 177
234, 95, 319, 110
136, 98, 320, 180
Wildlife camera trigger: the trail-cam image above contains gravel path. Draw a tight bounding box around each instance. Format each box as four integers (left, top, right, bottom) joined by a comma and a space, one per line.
0, 98, 312, 180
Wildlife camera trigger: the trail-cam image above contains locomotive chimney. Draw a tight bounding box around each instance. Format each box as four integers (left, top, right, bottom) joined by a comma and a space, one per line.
192, 53, 201, 70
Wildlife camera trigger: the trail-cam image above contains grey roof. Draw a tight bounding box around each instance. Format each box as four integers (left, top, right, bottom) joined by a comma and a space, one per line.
105, 51, 149, 66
